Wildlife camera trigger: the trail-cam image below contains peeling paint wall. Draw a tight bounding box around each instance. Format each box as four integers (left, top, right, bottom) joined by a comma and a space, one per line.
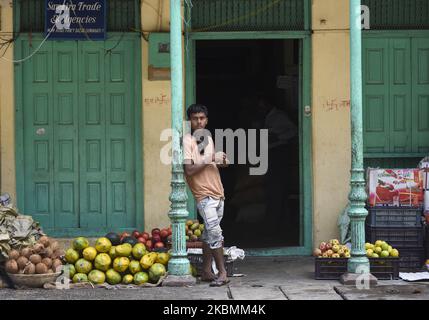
0, 0, 16, 202
312, 0, 351, 247
140, 1, 173, 232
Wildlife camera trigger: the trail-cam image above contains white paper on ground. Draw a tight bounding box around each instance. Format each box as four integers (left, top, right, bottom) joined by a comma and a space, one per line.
399, 272, 429, 281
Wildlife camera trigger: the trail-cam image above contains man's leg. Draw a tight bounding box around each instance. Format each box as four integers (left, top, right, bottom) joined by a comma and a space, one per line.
198, 197, 216, 281
209, 199, 228, 285
201, 241, 216, 281
198, 197, 228, 285
211, 247, 227, 283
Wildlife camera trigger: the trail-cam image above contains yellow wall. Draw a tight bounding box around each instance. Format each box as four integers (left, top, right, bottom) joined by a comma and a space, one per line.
141, 1, 175, 232
0, 0, 16, 202
312, 0, 351, 247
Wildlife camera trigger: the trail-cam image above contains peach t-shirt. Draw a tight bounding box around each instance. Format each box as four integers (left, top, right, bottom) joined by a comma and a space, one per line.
183, 133, 224, 203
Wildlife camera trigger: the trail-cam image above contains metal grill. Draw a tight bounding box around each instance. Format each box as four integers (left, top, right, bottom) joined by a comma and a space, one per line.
16, 0, 140, 33
190, 0, 305, 32
362, 0, 429, 30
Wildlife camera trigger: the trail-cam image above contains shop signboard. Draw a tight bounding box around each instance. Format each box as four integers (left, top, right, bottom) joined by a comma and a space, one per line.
45, 0, 106, 40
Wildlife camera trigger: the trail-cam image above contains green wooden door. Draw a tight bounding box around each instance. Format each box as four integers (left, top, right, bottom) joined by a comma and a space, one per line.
19, 36, 141, 236
363, 35, 429, 158
412, 38, 429, 154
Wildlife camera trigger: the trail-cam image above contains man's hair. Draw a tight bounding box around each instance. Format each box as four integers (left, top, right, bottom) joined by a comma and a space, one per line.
187, 104, 208, 120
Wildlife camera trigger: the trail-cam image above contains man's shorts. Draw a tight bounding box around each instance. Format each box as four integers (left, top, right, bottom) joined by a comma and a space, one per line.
196, 196, 224, 249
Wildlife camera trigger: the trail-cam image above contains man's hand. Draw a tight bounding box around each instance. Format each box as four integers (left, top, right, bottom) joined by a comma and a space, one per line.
215, 152, 230, 168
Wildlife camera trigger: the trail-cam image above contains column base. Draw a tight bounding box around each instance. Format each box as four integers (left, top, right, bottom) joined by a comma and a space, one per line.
340, 273, 378, 287
162, 275, 197, 287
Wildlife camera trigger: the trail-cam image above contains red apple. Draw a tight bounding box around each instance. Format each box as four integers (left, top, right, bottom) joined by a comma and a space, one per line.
319, 242, 327, 252
160, 229, 169, 239
154, 242, 165, 249
120, 232, 130, 241
146, 240, 153, 250
142, 232, 150, 240
167, 227, 172, 236
151, 228, 161, 236
137, 237, 146, 245
132, 230, 140, 238
152, 234, 161, 243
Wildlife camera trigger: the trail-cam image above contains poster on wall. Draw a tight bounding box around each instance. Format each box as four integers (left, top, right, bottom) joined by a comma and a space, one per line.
45, 0, 106, 40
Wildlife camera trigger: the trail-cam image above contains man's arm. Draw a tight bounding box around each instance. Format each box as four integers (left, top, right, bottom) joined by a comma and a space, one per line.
183, 154, 215, 177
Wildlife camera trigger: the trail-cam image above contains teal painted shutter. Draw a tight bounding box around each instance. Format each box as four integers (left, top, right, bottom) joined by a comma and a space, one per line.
104, 38, 136, 229
23, 41, 55, 229
363, 37, 425, 156
389, 38, 412, 153
363, 38, 390, 153
53, 41, 80, 228
21, 38, 138, 232
411, 38, 429, 154
79, 41, 108, 228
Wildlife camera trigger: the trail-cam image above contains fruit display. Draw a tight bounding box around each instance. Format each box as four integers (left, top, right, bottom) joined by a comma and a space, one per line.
313, 239, 400, 259
5, 236, 64, 275
365, 241, 400, 258
313, 239, 350, 258
65, 236, 171, 286
185, 220, 204, 242
105, 227, 173, 252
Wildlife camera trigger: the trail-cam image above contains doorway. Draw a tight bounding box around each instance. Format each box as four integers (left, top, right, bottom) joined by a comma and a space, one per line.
195, 39, 301, 248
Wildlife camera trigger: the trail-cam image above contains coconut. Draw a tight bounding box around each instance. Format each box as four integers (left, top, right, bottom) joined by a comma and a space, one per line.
29, 254, 42, 265
47, 269, 54, 274
41, 257, 52, 268
42, 247, 53, 258
52, 259, 63, 272
49, 241, 59, 251
52, 249, 65, 259
23, 263, 36, 274
20, 247, 32, 258
38, 236, 50, 248
35, 263, 48, 274
5, 260, 18, 274
16, 256, 29, 270
32, 243, 44, 254
8, 249, 20, 260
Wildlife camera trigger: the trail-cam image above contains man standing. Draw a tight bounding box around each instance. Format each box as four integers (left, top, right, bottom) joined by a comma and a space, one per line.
183, 104, 230, 286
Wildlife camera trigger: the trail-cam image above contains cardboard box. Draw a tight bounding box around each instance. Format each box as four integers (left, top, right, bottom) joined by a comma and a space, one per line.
367, 169, 423, 207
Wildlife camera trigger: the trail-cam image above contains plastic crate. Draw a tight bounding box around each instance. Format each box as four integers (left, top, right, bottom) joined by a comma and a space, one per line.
188, 253, 235, 277
398, 247, 425, 272
314, 257, 399, 280
366, 207, 423, 227
366, 225, 425, 248
166, 241, 203, 250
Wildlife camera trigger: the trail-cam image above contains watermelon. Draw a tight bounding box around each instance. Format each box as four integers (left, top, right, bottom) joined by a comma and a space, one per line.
121, 236, 138, 246
105, 232, 121, 246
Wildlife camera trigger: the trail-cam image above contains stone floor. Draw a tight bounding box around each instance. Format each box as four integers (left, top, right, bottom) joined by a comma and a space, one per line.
1, 256, 428, 300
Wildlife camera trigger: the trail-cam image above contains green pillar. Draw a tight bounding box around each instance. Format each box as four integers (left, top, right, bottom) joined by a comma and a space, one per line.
167, 0, 191, 277
347, 0, 370, 274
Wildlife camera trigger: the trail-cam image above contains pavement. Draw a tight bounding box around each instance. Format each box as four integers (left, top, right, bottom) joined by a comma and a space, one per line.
1, 256, 429, 300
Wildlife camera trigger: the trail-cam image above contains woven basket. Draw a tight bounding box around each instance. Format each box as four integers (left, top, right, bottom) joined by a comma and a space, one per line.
7, 272, 62, 288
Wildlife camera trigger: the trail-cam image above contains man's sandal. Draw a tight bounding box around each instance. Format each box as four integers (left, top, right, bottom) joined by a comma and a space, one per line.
209, 278, 230, 287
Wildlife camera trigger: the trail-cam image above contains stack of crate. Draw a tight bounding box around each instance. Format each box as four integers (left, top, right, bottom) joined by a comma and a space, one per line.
366, 207, 425, 272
